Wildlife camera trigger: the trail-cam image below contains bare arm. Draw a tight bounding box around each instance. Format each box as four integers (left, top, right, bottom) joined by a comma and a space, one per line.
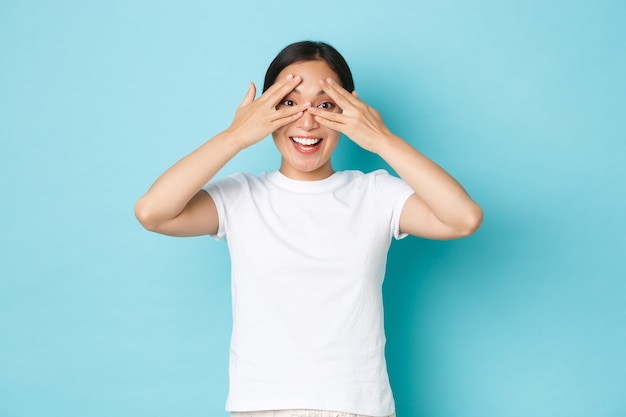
135, 74, 308, 236
134, 131, 240, 236
375, 135, 483, 239
310, 78, 483, 240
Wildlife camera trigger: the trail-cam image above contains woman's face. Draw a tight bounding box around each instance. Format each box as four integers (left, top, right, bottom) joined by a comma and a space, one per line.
272, 60, 342, 180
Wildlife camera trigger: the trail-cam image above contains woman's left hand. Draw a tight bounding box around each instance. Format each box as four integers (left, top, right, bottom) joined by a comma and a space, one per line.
308, 78, 392, 153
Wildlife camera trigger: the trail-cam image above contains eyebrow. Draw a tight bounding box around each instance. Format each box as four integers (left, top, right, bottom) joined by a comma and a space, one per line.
291, 88, 327, 96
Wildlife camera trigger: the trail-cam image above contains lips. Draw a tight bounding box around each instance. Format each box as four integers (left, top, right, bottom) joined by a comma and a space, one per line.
290, 136, 322, 153
291, 137, 322, 146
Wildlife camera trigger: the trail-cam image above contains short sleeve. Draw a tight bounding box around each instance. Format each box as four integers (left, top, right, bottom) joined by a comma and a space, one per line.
370, 169, 415, 240
202, 173, 249, 240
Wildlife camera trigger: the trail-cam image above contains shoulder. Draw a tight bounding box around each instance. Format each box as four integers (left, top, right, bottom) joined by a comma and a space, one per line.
328, 169, 406, 190
205, 171, 263, 190
338, 168, 399, 180
333, 169, 382, 182
360, 169, 414, 205
202, 172, 269, 207
343, 169, 406, 188
331, 170, 410, 204
365, 168, 400, 181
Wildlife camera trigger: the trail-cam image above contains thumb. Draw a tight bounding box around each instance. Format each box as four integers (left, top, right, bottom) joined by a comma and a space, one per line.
239, 82, 256, 108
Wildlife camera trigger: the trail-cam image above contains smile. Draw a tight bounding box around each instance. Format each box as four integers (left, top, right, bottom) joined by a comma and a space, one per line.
291, 137, 322, 146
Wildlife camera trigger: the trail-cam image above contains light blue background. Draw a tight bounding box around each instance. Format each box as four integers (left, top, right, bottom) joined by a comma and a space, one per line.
1, 0, 625, 416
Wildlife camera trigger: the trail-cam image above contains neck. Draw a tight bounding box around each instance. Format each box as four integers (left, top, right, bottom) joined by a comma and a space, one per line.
279, 162, 335, 181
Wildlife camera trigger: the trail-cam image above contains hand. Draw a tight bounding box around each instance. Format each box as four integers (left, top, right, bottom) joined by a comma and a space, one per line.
307, 78, 392, 153
226, 74, 310, 149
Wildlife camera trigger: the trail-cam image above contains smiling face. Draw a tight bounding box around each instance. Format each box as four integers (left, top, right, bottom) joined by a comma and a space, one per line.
272, 60, 342, 180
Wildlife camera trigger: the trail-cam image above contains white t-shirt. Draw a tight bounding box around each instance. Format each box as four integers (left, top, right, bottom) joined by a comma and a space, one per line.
203, 169, 414, 416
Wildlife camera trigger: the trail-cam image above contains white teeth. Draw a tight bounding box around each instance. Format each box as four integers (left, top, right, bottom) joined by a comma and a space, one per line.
292, 137, 321, 146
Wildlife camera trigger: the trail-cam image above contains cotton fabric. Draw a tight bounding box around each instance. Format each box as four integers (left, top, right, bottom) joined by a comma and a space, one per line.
232, 410, 396, 417
204, 169, 413, 416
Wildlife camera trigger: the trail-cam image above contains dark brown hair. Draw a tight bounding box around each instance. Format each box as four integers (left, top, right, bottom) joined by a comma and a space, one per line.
263, 41, 354, 93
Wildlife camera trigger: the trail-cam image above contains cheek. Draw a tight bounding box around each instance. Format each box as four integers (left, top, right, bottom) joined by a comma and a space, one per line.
325, 130, 341, 143
272, 124, 288, 137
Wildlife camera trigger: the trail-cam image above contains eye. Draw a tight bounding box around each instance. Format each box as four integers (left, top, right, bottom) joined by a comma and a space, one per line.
318, 101, 335, 110
281, 99, 296, 107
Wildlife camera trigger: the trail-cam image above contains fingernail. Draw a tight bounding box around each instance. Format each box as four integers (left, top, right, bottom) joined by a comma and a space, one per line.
286, 74, 293, 80
293, 75, 301, 82
307, 106, 316, 113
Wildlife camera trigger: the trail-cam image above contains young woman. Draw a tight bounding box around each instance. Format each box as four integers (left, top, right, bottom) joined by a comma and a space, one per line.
135, 41, 482, 417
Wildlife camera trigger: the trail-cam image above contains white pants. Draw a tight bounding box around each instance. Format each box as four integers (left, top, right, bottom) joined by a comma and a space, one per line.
232, 411, 396, 417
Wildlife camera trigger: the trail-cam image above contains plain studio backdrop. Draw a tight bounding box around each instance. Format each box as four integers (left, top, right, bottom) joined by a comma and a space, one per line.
1, 1, 624, 416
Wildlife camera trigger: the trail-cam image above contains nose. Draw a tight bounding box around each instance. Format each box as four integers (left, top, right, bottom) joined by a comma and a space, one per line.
297, 109, 319, 131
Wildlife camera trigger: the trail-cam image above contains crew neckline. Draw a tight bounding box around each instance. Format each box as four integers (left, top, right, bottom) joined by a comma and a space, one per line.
263, 170, 349, 193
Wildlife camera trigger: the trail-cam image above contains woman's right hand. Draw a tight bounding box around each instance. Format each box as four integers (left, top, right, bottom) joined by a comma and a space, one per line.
226, 74, 310, 149
135, 75, 308, 236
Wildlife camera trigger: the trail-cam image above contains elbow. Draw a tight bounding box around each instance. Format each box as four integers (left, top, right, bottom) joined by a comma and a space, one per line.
457, 203, 483, 237
134, 197, 161, 232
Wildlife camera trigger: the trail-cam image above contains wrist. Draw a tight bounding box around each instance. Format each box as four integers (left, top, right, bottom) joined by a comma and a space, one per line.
219, 128, 250, 152
370, 132, 401, 156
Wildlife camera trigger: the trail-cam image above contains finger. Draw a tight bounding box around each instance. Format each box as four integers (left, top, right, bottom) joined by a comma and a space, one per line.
273, 102, 311, 122
307, 108, 347, 131
262, 74, 302, 106
319, 78, 358, 109
271, 109, 306, 130
238, 82, 256, 108
312, 114, 345, 132
307, 107, 344, 123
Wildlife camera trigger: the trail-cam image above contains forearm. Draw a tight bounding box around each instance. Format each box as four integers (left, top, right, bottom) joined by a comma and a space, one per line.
310, 78, 482, 236
375, 134, 483, 231
134, 75, 308, 233
135, 130, 242, 227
